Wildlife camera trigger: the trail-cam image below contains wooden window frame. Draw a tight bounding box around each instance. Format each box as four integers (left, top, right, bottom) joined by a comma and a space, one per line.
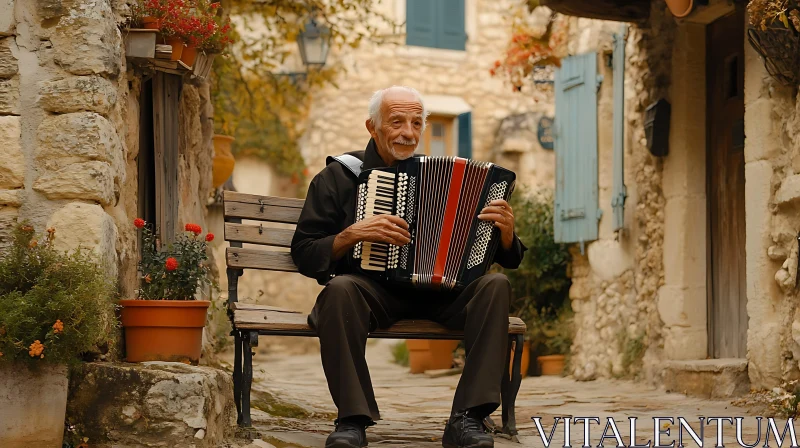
419, 115, 456, 157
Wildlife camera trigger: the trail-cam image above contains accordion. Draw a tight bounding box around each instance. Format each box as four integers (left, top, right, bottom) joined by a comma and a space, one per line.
352, 156, 516, 291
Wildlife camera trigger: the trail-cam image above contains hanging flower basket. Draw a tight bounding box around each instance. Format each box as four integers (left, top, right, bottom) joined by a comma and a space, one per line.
747, 1, 800, 86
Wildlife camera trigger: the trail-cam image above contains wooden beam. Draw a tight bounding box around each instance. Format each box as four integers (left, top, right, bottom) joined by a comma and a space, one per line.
541, 0, 650, 22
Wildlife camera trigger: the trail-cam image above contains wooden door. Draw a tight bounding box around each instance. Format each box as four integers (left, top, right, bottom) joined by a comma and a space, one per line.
707, 7, 747, 359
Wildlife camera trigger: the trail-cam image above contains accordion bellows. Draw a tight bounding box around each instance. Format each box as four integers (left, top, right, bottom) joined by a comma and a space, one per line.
352, 156, 516, 291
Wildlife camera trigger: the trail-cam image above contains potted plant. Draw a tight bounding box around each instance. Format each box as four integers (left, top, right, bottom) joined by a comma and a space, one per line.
747, 0, 800, 86
405, 339, 459, 374
498, 188, 571, 376
529, 304, 574, 376
194, 14, 233, 79
120, 219, 214, 364
212, 134, 236, 188
0, 223, 115, 447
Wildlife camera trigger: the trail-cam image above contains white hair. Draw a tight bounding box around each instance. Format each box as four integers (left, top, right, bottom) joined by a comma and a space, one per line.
368, 86, 429, 131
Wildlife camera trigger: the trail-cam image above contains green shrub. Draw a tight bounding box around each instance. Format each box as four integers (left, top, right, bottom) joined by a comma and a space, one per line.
0, 223, 116, 367
497, 188, 572, 345
391, 341, 409, 367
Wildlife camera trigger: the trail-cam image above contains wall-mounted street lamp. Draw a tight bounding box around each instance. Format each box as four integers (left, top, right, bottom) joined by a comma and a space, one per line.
276, 17, 331, 84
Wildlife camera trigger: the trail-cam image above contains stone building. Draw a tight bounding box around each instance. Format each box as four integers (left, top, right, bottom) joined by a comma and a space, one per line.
543, 0, 800, 397
219, 0, 560, 319
0, 0, 215, 325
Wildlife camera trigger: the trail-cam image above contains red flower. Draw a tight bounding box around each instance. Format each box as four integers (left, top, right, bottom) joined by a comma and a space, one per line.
165, 257, 179, 271
184, 223, 202, 235
134, 218, 146, 229
205, 233, 215, 242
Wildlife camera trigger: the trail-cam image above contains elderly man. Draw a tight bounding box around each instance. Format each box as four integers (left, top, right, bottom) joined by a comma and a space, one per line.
290, 86, 526, 448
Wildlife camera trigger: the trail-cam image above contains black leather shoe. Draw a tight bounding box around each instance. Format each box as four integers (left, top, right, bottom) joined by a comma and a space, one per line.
442, 411, 494, 448
326, 418, 368, 448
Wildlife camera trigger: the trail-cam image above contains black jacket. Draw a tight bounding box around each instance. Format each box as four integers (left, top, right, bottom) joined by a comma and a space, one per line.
290, 139, 527, 285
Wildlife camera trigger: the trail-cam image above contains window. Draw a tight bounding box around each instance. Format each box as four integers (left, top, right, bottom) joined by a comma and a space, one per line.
419, 116, 454, 157
406, 0, 467, 51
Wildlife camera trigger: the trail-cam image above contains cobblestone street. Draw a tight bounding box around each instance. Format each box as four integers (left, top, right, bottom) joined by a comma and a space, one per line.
223, 340, 765, 448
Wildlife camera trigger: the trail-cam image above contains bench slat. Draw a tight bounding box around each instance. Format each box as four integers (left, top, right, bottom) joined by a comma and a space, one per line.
233, 309, 526, 337
227, 247, 298, 272
224, 202, 303, 224
223, 191, 305, 209
225, 223, 295, 247
230, 302, 302, 313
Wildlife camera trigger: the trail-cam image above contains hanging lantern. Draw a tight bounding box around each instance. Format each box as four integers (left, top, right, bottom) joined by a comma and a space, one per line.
297, 18, 331, 69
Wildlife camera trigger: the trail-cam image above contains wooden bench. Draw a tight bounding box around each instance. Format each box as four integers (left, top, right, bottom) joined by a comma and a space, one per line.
223, 190, 526, 439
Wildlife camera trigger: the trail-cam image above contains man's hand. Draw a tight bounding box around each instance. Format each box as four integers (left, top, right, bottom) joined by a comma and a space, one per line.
332, 214, 411, 261
478, 199, 515, 250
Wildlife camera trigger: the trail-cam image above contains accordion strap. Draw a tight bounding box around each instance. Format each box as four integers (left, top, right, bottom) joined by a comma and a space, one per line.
327, 154, 364, 178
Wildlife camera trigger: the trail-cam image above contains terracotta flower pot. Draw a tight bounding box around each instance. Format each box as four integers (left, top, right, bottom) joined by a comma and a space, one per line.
537, 354, 565, 376
165, 36, 184, 61
180, 45, 198, 66
212, 134, 236, 188
665, 0, 693, 18
406, 339, 458, 374
509, 340, 530, 378
0, 364, 68, 448
142, 16, 160, 30
120, 299, 210, 364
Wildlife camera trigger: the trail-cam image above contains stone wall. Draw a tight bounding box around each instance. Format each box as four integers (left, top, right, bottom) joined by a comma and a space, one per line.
300, 0, 551, 178
745, 36, 800, 388
565, 4, 674, 381
1, 0, 215, 348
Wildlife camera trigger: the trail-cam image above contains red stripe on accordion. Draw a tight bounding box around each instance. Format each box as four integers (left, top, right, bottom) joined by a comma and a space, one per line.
432, 158, 467, 286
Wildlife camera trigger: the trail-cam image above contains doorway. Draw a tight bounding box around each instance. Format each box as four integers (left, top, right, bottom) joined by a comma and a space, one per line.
706, 7, 748, 358
419, 115, 455, 157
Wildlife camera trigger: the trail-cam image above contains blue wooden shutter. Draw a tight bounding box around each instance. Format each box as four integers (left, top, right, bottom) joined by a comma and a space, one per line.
611, 26, 627, 232
406, 0, 436, 48
437, 0, 466, 50
457, 112, 472, 158
554, 52, 600, 247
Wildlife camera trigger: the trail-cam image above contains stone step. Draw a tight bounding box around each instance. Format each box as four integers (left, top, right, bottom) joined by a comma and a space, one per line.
660, 358, 749, 398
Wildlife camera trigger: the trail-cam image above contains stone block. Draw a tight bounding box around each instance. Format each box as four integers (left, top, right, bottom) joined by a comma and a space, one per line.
663, 326, 707, 360
0, 116, 22, 189
38, 76, 117, 115
36, 0, 77, 19
657, 285, 706, 328
745, 161, 775, 301
662, 195, 706, 289
744, 99, 780, 163
775, 174, 800, 207
46, 202, 117, 275
661, 359, 749, 398
0, 205, 18, 248
0, 38, 18, 78
0, 189, 23, 206
747, 320, 783, 389
36, 112, 123, 180
66, 362, 236, 448
0, 77, 19, 115
33, 161, 115, 206
51, 0, 121, 77
586, 239, 632, 281
0, 0, 14, 36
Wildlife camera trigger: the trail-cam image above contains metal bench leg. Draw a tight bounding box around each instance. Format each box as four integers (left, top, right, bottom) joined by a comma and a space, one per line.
501, 334, 523, 441
241, 331, 257, 427
233, 331, 243, 425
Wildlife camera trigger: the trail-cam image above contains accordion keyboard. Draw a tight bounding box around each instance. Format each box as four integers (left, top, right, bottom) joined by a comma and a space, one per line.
355, 170, 398, 271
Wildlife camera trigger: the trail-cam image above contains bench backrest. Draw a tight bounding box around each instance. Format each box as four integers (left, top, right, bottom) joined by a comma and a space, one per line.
223, 191, 303, 273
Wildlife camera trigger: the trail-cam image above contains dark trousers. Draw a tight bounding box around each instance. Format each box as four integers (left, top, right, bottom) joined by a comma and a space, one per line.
308, 272, 511, 422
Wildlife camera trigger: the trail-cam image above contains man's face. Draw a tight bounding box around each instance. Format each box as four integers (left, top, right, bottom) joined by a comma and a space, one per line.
367, 90, 424, 164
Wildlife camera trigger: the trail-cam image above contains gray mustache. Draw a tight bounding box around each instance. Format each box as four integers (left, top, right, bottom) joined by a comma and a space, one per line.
393, 138, 417, 145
